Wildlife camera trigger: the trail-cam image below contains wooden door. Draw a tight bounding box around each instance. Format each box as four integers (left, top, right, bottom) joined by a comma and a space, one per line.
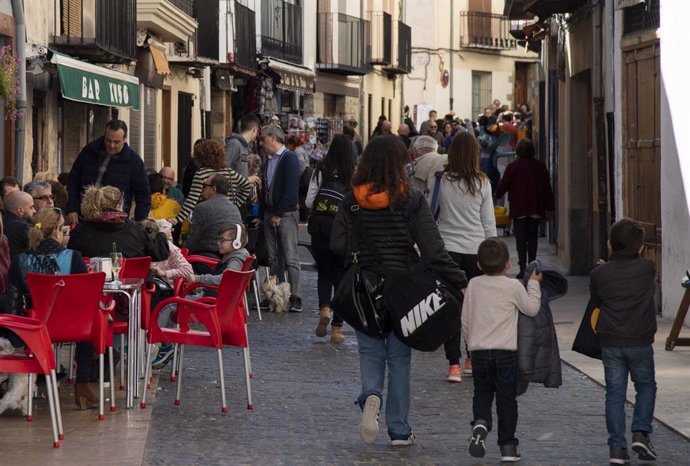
623, 40, 661, 308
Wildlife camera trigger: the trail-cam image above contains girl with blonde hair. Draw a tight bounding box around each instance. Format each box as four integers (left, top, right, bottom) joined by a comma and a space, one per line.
8, 208, 98, 409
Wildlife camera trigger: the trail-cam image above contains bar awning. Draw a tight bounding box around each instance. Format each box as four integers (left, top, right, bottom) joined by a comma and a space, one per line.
49, 50, 140, 109
268, 58, 315, 94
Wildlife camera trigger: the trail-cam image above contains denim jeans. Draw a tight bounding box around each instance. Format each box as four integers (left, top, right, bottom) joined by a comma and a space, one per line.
602, 345, 657, 448
355, 330, 412, 440
263, 211, 301, 297
471, 349, 519, 446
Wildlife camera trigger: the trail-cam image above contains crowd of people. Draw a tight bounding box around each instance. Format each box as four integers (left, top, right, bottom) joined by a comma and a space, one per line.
0, 102, 659, 464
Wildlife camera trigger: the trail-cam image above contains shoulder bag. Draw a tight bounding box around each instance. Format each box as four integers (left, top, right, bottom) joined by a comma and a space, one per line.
330, 204, 390, 339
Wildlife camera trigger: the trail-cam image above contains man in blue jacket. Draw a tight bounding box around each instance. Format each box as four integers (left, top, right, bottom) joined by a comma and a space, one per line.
65, 119, 151, 223
259, 124, 302, 312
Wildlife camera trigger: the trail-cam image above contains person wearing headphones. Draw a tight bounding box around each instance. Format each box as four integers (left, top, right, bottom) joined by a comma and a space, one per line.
186, 223, 249, 285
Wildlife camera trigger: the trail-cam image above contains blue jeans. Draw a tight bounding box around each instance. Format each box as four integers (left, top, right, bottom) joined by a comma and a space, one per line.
471, 349, 519, 446
355, 330, 412, 440
263, 211, 301, 297
602, 345, 657, 448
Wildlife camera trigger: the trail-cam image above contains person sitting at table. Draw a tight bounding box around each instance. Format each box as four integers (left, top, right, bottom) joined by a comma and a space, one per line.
67, 185, 169, 261
8, 207, 98, 409
141, 219, 193, 369
185, 223, 249, 286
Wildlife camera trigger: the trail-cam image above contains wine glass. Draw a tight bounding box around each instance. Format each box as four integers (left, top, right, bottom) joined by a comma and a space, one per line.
110, 252, 123, 285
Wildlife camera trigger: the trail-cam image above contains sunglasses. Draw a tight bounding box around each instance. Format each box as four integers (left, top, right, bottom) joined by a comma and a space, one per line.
33, 194, 55, 201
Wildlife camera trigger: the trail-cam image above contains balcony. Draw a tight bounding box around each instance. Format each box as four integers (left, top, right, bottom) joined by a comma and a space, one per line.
261, 0, 303, 64
195, 0, 219, 60
233, 1, 257, 71
51, 0, 137, 63
137, 0, 198, 43
459, 12, 516, 50
316, 13, 370, 76
504, 0, 586, 19
369, 11, 391, 65
383, 21, 411, 75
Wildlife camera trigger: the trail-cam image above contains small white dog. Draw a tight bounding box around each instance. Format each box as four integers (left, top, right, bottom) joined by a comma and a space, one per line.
0, 337, 33, 415
261, 275, 291, 313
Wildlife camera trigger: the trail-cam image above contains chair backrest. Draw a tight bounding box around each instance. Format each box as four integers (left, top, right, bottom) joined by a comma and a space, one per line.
186, 254, 220, 269
240, 254, 256, 272
215, 270, 254, 347
120, 256, 152, 280
179, 248, 189, 258
25, 274, 65, 327
29, 272, 109, 350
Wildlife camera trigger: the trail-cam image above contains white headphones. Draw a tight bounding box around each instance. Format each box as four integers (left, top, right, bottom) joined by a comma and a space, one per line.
232, 224, 242, 249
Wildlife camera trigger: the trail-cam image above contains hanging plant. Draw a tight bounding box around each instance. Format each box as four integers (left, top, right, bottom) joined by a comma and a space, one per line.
0, 44, 21, 121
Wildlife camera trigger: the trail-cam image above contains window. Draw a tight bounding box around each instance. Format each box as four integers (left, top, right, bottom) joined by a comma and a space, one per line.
471, 71, 492, 118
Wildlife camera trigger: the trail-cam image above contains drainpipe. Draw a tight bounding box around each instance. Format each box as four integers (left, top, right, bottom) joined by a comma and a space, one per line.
11, 0, 26, 182
449, 0, 454, 111
359, 0, 365, 139
593, 0, 609, 259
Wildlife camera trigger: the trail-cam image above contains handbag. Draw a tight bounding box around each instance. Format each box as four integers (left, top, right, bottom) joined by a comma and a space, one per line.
330, 204, 390, 339
572, 299, 602, 359
385, 261, 462, 352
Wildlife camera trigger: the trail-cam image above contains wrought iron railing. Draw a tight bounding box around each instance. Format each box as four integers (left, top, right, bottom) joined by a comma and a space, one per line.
54, 0, 137, 62
195, 0, 219, 60
261, 0, 303, 64
369, 11, 391, 65
316, 12, 369, 75
169, 0, 194, 17
459, 11, 516, 50
623, 0, 659, 35
234, 1, 257, 69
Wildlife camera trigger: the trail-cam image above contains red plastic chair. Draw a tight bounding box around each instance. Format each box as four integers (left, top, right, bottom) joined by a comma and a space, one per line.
108, 257, 154, 390
0, 278, 64, 447
179, 248, 189, 258
141, 269, 254, 412
29, 272, 116, 421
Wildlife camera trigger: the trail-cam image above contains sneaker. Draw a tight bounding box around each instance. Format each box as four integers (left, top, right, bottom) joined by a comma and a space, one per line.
288, 295, 302, 313
468, 422, 488, 458
500, 444, 521, 462
463, 357, 473, 377
609, 445, 631, 465
359, 394, 380, 444
391, 434, 415, 446
446, 365, 462, 383
631, 432, 657, 461
152, 344, 175, 370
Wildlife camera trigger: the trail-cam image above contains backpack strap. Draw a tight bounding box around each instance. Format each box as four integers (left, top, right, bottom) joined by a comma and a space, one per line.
429, 170, 444, 220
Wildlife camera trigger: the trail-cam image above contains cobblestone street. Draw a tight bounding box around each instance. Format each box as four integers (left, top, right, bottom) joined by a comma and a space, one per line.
142, 267, 690, 465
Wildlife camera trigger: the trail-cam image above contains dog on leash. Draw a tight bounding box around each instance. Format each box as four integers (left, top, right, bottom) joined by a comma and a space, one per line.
261, 275, 291, 313
0, 337, 33, 415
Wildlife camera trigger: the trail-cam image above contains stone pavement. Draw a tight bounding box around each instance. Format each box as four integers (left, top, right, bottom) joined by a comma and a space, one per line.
3, 234, 690, 465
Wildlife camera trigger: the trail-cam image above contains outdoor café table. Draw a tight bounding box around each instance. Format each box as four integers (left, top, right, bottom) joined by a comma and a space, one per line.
103, 278, 144, 409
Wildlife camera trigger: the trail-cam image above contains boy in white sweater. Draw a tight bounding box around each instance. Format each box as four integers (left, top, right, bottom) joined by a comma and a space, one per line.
461, 237, 542, 462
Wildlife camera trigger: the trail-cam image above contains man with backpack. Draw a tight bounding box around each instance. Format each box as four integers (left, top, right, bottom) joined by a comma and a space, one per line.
305, 134, 354, 342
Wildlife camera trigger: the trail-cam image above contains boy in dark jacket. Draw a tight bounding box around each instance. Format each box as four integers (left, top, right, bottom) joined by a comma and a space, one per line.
590, 218, 657, 464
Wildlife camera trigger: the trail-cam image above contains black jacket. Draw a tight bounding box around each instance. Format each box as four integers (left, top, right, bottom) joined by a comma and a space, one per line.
330, 188, 466, 292
66, 137, 151, 220
589, 252, 657, 347
67, 220, 169, 261
3, 210, 30, 259
260, 148, 300, 217
517, 259, 566, 395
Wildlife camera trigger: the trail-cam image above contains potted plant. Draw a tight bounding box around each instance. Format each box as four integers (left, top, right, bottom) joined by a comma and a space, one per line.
0, 44, 21, 121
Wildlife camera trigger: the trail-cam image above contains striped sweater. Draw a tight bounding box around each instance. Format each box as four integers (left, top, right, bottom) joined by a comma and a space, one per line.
175, 167, 251, 223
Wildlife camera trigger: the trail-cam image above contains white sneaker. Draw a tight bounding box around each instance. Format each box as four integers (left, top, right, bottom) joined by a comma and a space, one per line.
391, 434, 415, 446
359, 395, 380, 444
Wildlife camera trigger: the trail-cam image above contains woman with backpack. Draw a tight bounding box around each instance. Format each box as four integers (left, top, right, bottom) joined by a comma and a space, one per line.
330, 135, 466, 446
306, 134, 355, 342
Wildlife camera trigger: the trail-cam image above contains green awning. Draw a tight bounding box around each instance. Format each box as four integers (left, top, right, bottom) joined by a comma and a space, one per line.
49, 51, 140, 109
